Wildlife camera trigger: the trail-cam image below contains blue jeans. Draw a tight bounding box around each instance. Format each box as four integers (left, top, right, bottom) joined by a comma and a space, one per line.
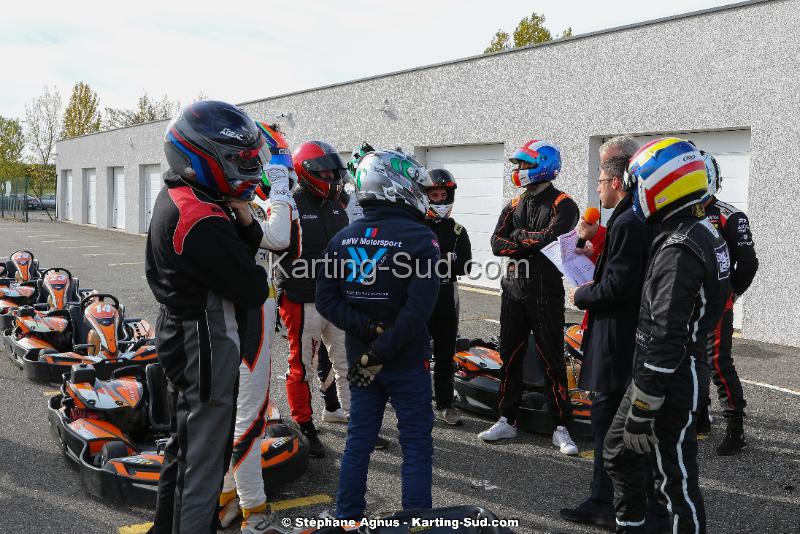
336, 364, 433, 519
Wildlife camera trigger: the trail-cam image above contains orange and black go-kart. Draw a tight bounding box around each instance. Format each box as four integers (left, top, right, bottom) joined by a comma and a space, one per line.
1, 249, 41, 282
450, 324, 592, 438
47, 362, 309, 507
0, 267, 91, 332
8, 293, 158, 382
0, 249, 44, 329
301, 506, 516, 534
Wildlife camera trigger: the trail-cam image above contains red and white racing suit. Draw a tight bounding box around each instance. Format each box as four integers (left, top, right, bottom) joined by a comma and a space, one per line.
221, 190, 295, 512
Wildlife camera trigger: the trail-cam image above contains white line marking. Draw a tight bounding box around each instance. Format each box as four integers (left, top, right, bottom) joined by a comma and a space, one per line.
60, 245, 100, 249
483, 319, 501, 324
741, 379, 800, 396
27, 234, 61, 237
108, 261, 144, 267
42, 239, 79, 243
83, 252, 126, 257
461, 285, 501, 296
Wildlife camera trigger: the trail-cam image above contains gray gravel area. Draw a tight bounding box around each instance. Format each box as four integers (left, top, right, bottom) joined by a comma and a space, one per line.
0, 218, 798, 534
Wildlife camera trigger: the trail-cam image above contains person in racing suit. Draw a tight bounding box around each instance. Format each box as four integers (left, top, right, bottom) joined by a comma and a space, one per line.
315, 149, 440, 519
696, 152, 759, 456
273, 141, 352, 458
218, 122, 296, 534
423, 169, 472, 426
604, 137, 731, 533
145, 101, 269, 534
481, 140, 579, 456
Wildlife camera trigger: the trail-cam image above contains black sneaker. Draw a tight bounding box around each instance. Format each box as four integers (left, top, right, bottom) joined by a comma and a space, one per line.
300, 422, 326, 458
374, 436, 389, 450
716, 418, 746, 456
559, 498, 615, 530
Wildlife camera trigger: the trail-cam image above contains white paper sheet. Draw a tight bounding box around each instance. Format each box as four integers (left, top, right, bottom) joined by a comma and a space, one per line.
540, 229, 596, 286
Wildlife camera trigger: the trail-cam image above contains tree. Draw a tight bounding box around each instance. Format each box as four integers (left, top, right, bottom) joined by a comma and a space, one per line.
484, 30, 511, 54
484, 11, 572, 53
24, 86, 62, 199
62, 82, 101, 138
0, 116, 26, 179
103, 92, 180, 130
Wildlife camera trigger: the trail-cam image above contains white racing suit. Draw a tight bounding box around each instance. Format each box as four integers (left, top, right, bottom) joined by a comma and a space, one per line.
221, 192, 295, 512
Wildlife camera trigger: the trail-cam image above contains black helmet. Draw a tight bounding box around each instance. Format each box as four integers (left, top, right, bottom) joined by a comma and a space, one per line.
164, 101, 267, 200
424, 168, 457, 219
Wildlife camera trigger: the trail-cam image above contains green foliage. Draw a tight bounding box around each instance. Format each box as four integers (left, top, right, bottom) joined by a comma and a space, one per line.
0, 116, 26, 180
484, 11, 572, 53
103, 92, 180, 130
484, 30, 511, 54
24, 163, 56, 198
63, 82, 101, 138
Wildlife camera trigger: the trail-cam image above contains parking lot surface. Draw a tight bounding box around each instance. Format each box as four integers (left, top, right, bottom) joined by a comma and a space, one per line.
1, 218, 798, 533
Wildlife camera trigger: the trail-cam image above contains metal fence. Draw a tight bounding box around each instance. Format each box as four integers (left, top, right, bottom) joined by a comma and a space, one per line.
0, 177, 29, 222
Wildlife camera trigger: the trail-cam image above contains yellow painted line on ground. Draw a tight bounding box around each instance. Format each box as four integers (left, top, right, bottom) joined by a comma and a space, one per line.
460, 285, 501, 297
578, 450, 594, 460
697, 433, 708, 441
42, 390, 60, 396
118, 494, 332, 533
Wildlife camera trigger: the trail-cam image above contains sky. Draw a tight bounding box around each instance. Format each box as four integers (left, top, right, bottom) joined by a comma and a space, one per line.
2, 0, 740, 120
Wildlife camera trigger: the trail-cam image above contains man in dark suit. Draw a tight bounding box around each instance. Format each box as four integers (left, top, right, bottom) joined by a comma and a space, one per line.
560, 136, 651, 529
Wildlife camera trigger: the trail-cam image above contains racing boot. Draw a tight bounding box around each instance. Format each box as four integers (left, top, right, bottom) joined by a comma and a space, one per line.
241, 503, 290, 534
696, 403, 712, 435
322, 407, 349, 423
300, 421, 326, 458
716, 416, 746, 456
435, 407, 463, 426
219, 489, 241, 528
552, 425, 579, 455
478, 416, 517, 442
374, 435, 389, 450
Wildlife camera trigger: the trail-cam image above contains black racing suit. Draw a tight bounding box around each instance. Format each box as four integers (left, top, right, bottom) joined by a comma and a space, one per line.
491, 183, 579, 427
603, 208, 731, 533
145, 173, 269, 534
702, 198, 759, 418
426, 217, 472, 410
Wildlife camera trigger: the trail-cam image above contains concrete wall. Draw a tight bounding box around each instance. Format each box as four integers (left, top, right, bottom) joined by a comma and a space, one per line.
54, 0, 800, 346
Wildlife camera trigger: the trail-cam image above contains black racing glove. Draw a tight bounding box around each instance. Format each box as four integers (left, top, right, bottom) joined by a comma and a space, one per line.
347, 348, 385, 387
623, 384, 664, 455
359, 319, 389, 342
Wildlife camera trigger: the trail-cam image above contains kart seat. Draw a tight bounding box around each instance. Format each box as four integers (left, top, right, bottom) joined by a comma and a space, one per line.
69, 304, 88, 345
145, 363, 170, 433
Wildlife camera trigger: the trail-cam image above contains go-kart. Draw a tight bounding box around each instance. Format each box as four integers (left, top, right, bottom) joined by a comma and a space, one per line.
304, 506, 515, 533
2, 250, 40, 282
0, 267, 90, 333
47, 362, 309, 507
450, 324, 592, 438
9, 293, 157, 382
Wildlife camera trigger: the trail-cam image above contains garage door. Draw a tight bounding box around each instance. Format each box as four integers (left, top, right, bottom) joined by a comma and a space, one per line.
425, 144, 506, 289
601, 129, 751, 327
112, 167, 125, 229
64, 171, 73, 220
143, 165, 162, 231
84, 169, 96, 225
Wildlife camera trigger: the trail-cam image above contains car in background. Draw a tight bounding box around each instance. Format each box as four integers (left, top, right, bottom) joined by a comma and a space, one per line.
40, 193, 56, 210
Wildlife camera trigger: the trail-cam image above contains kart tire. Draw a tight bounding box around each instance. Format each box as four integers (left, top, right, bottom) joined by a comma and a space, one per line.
100, 441, 130, 466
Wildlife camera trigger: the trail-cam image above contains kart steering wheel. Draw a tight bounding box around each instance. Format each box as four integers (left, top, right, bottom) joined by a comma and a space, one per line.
79, 293, 120, 312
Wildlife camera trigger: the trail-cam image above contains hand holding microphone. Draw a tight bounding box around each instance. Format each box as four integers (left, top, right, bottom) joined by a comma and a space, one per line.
576, 207, 601, 249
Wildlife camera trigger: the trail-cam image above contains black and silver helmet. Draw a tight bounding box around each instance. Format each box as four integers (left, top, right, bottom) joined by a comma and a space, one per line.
354, 150, 432, 216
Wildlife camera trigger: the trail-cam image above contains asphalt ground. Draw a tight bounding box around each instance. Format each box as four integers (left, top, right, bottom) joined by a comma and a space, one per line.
0, 216, 798, 534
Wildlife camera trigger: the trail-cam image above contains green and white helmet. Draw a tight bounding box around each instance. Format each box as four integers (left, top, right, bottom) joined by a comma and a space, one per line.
354, 150, 432, 216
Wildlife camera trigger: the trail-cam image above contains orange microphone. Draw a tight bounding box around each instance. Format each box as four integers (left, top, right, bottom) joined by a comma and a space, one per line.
576, 207, 601, 248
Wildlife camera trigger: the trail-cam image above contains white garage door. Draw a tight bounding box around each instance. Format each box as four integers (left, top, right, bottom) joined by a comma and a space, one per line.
84, 169, 97, 225
601, 129, 751, 328
64, 171, 73, 220
112, 167, 125, 229
143, 165, 162, 231
426, 144, 506, 289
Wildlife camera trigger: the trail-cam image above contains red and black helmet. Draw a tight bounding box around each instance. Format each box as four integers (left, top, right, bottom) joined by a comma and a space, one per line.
292, 141, 347, 200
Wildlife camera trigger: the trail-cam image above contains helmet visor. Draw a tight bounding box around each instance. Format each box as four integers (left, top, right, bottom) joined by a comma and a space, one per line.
303, 154, 347, 183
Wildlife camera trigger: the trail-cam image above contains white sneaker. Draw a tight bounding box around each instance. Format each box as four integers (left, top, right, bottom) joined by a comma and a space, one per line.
478, 417, 517, 441
218, 492, 241, 528
322, 408, 349, 423
435, 408, 463, 426
552, 425, 579, 455
242, 510, 291, 534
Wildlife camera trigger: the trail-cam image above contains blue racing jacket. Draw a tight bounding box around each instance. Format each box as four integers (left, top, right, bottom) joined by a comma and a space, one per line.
315, 204, 441, 370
